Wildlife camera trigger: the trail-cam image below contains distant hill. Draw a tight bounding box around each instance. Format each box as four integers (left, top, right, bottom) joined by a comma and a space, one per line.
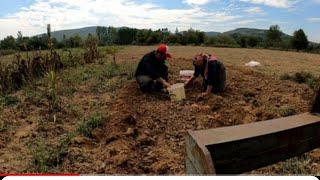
38, 26, 98, 41
205, 31, 221, 37
223, 28, 291, 40
38, 26, 294, 42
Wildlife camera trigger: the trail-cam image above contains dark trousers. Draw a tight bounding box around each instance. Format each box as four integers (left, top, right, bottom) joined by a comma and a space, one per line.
136, 76, 164, 93
203, 79, 226, 94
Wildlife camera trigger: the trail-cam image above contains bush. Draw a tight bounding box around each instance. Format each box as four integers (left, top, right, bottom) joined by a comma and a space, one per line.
281, 156, 312, 175
0, 95, 19, 106
280, 73, 291, 80
280, 71, 318, 89
30, 135, 72, 172
77, 114, 106, 138
279, 106, 297, 117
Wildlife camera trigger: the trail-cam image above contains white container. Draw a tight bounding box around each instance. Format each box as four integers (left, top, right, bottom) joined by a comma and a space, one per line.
245, 61, 261, 67
180, 70, 194, 77
168, 83, 186, 101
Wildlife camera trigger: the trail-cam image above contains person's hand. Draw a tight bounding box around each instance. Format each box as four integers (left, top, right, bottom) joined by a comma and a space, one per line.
201, 92, 210, 97
184, 79, 190, 87
184, 77, 194, 87
196, 92, 209, 100
163, 81, 171, 89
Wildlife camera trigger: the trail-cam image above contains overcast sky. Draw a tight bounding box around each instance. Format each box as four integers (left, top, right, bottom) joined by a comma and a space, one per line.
0, 0, 320, 42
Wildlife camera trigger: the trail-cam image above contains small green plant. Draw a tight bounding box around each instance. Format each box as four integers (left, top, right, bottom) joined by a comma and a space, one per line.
279, 106, 297, 117
77, 114, 105, 138
281, 71, 318, 89
120, 62, 137, 80
281, 156, 312, 175
46, 71, 59, 120
30, 135, 72, 173
104, 62, 120, 78
24, 86, 45, 107
280, 73, 291, 80
105, 46, 119, 64
0, 95, 20, 107
0, 119, 7, 132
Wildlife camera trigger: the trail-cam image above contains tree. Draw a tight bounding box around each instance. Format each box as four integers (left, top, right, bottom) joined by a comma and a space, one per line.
291, 29, 309, 51
0, 36, 17, 50
239, 36, 247, 48
247, 36, 260, 48
65, 35, 83, 48
267, 25, 282, 47
216, 35, 237, 47
106, 27, 118, 45
117, 27, 137, 45
205, 36, 218, 46
27, 36, 46, 50
96, 26, 108, 45
16, 31, 29, 50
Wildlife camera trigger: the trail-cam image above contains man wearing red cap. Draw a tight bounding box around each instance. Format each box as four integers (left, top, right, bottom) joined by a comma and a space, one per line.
135, 44, 172, 93
185, 53, 226, 97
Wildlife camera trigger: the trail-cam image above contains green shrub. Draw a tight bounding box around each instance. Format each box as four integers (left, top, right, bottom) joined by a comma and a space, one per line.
280, 73, 291, 80
280, 71, 318, 89
281, 156, 312, 175
279, 106, 297, 117
30, 138, 69, 173
77, 114, 105, 138
0, 95, 19, 106
24, 86, 45, 107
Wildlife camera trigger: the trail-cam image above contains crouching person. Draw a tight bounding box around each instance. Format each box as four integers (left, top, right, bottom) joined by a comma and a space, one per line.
185, 53, 226, 97
135, 44, 172, 93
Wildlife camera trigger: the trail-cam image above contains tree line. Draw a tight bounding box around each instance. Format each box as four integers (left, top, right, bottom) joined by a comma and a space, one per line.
0, 25, 319, 55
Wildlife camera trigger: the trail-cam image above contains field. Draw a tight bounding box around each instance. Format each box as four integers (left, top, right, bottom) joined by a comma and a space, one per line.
0, 46, 320, 174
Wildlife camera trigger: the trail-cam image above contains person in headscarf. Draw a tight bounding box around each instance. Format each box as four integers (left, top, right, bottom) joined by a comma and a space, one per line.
185, 53, 226, 97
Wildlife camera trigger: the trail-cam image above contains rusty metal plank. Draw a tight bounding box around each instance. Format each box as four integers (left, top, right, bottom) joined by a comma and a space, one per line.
186, 113, 320, 175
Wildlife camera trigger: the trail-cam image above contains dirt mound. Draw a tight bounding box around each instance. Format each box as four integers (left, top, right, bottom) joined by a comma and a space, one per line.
60, 59, 314, 174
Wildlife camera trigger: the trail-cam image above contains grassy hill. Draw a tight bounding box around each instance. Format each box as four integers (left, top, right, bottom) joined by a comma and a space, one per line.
42, 26, 292, 42
205, 31, 221, 37
38, 26, 98, 41
223, 28, 291, 40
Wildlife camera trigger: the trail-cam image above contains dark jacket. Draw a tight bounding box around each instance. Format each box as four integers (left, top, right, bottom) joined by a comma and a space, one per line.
194, 60, 226, 93
135, 51, 168, 80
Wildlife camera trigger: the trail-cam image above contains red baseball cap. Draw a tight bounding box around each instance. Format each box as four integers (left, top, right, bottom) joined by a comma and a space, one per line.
157, 44, 172, 59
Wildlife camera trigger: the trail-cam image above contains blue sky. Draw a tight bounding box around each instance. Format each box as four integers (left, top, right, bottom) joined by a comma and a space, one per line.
0, 0, 320, 42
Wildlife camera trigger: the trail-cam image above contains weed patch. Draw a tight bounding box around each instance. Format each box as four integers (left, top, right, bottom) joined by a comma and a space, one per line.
77, 114, 106, 138
0, 95, 20, 107
281, 71, 318, 89
279, 106, 297, 117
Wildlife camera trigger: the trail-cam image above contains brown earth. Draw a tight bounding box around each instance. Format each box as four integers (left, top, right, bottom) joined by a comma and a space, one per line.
0, 47, 320, 175
62, 58, 315, 174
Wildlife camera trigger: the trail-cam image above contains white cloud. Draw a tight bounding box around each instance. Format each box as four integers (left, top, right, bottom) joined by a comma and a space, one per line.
244, 7, 264, 14
183, 0, 212, 6
0, 0, 238, 39
231, 18, 267, 25
240, 0, 298, 8
306, 17, 320, 22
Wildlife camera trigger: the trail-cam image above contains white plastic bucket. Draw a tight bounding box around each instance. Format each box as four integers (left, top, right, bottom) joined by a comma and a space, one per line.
180, 70, 194, 77
168, 83, 186, 101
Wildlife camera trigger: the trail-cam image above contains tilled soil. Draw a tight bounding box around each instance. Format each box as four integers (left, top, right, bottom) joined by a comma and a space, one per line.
0, 55, 318, 174
60, 58, 316, 174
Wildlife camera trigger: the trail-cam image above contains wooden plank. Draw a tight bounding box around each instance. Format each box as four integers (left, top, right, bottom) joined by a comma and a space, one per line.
186, 113, 320, 175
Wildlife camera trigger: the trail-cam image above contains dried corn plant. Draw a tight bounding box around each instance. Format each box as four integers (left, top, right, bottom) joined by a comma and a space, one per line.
0, 65, 10, 94
84, 35, 99, 63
